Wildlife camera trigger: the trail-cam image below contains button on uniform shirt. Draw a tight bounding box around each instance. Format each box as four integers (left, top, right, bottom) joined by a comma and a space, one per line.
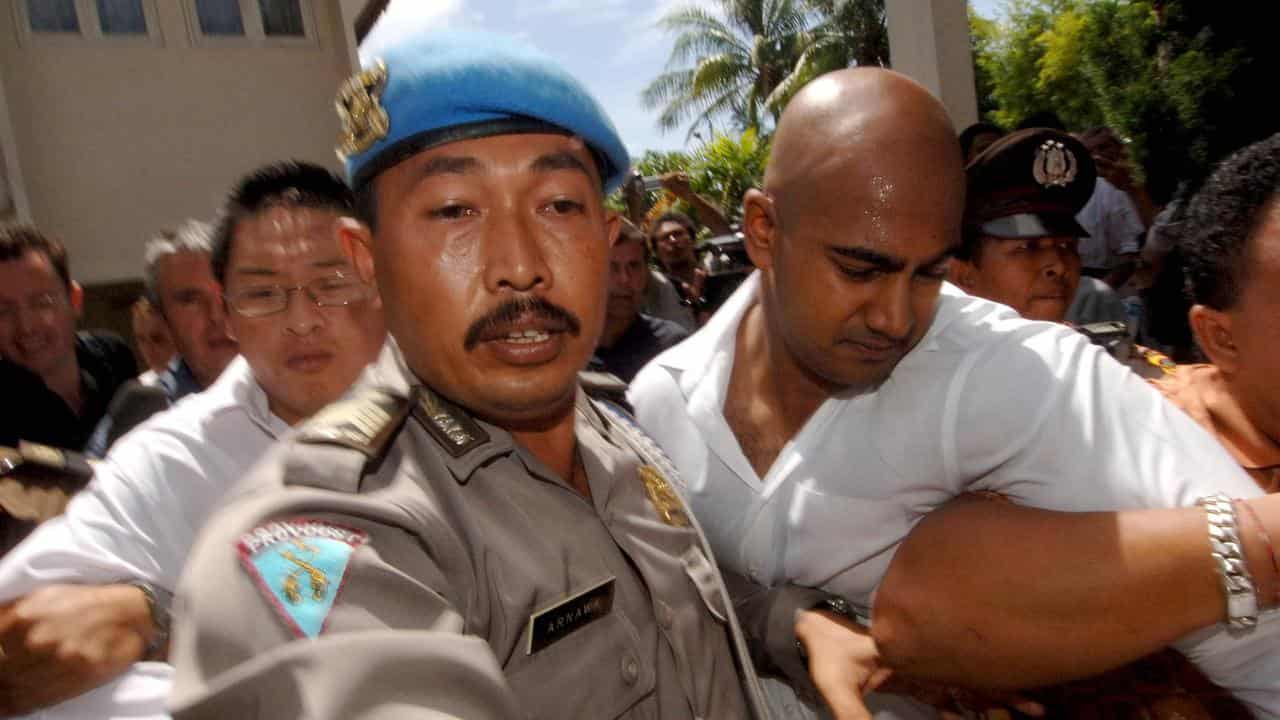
0, 355, 289, 720
1076, 176, 1145, 272
169, 343, 762, 720
629, 272, 1280, 719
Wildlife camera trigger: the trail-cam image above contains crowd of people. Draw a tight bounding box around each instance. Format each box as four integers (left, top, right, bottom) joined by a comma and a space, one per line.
0, 20, 1278, 720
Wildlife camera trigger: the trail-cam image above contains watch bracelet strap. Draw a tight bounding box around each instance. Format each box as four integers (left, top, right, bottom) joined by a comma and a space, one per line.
797, 595, 864, 664
1196, 493, 1259, 631
123, 579, 172, 659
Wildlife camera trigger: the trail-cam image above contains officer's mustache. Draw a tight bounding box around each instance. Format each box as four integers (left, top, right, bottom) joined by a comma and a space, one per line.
463, 296, 582, 351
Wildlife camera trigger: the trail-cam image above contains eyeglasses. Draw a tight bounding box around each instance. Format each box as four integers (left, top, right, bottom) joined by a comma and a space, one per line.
655, 228, 692, 246
0, 292, 66, 324
225, 273, 370, 318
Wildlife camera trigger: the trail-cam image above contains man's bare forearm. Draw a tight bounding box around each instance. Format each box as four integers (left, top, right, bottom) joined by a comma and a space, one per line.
873, 495, 1280, 689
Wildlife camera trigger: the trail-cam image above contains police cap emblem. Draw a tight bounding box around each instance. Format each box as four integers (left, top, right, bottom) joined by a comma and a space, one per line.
335, 60, 390, 160
1032, 139, 1078, 188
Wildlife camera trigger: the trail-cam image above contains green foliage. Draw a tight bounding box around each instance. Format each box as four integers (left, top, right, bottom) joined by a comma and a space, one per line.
644, 0, 887, 139
641, 0, 810, 139
969, 8, 999, 118
970, 0, 1277, 199
689, 128, 771, 220
606, 131, 770, 225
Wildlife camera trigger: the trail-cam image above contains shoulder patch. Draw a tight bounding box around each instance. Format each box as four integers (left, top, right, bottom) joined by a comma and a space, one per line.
412, 387, 489, 458
238, 518, 368, 638
297, 389, 411, 458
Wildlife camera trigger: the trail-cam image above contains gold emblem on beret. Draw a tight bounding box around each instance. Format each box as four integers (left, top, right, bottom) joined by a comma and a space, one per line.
639, 464, 689, 527
335, 60, 390, 160
1033, 140, 1078, 188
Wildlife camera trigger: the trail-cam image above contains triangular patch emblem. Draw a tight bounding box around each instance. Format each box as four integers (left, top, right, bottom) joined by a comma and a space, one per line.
237, 519, 368, 638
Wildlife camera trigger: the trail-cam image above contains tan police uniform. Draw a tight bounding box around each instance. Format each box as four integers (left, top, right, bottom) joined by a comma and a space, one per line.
168, 344, 768, 719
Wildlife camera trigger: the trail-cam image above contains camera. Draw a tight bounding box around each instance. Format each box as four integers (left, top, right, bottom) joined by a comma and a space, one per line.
1077, 321, 1132, 361
697, 232, 752, 315
626, 171, 663, 195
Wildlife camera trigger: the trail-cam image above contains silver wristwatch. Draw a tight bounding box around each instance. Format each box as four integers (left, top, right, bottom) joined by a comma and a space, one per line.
124, 580, 173, 660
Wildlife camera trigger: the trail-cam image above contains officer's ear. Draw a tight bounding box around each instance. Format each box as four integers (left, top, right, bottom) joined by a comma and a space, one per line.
1189, 304, 1239, 374
742, 188, 776, 271
337, 217, 378, 292
603, 210, 622, 249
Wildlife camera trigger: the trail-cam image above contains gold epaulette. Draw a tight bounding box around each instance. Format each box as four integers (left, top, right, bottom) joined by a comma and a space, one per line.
296, 388, 412, 459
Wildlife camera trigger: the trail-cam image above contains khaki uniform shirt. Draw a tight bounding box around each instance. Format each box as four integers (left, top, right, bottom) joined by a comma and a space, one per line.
169, 345, 766, 719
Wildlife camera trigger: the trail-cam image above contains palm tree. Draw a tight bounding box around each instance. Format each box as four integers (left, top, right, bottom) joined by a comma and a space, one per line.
766, 0, 889, 114
641, 0, 809, 140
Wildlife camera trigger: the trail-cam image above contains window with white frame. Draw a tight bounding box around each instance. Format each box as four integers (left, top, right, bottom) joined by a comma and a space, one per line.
185, 0, 314, 46
16, 0, 161, 43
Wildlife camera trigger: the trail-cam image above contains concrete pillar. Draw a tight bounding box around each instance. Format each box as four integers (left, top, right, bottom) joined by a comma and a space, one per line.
0, 71, 31, 223
885, 0, 979, 130
334, 0, 365, 70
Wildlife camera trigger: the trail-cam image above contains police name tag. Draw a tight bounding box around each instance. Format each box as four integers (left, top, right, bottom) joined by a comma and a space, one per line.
526, 577, 615, 654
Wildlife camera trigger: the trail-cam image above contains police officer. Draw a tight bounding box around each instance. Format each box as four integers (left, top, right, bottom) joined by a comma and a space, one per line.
949, 127, 1173, 377
168, 30, 773, 719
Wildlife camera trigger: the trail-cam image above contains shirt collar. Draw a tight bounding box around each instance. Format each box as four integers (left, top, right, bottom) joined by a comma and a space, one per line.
653, 271, 958, 390
202, 355, 291, 438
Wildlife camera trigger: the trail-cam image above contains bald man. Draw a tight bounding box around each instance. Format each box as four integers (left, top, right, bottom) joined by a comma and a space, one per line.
630, 68, 1280, 718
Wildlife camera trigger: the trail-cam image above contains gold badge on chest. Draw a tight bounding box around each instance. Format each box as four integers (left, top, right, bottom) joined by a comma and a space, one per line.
639, 464, 689, 527
335, 60, 390, 160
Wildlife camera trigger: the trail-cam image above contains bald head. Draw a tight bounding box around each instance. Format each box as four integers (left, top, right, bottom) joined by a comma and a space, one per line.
765, 68, 961, 222
740, 68, 967, 394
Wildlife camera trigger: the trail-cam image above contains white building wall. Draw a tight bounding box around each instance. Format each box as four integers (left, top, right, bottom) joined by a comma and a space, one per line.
0, 0, 357, 282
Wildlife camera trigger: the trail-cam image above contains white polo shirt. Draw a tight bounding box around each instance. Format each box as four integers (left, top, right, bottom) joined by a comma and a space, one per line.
0, 355, 290, 719
629, 272, 1280, 717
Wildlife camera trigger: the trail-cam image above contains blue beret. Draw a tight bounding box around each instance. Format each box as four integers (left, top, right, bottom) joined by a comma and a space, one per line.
336, 29, 631, 194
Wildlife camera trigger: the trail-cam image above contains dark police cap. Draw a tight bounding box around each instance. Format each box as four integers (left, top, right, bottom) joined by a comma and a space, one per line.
336, 29, 631, 193
964, 128, 1097, 239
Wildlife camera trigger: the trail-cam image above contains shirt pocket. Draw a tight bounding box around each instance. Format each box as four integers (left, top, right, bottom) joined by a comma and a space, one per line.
506, 609, 653, 719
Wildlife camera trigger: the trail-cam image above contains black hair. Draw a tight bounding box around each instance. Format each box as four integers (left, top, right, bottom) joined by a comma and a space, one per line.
211, 161, 354, 284
0, 225, 71, 290
958, 122, 1004, 163
1182, 132, 1280, 310
649, 211, 697, 241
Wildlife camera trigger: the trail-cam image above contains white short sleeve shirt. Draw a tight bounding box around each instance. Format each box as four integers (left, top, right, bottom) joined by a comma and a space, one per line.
0, 356, 290, 719
1076, 177, 1146, 270
629, 273, 1280, 717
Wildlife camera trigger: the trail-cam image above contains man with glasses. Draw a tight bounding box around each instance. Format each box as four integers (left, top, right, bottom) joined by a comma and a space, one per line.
0, 226, 138, 450
649, 211, 706, 315
0, 161, 386, 719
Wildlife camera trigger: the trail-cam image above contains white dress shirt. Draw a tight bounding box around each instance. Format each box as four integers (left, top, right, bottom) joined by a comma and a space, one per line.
1076, 176, 1145, 270
629, 272, 1280, 718
0, 356, 290, 719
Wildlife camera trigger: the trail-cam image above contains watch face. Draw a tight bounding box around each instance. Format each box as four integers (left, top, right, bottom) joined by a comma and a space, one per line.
828, 597, 851, 616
